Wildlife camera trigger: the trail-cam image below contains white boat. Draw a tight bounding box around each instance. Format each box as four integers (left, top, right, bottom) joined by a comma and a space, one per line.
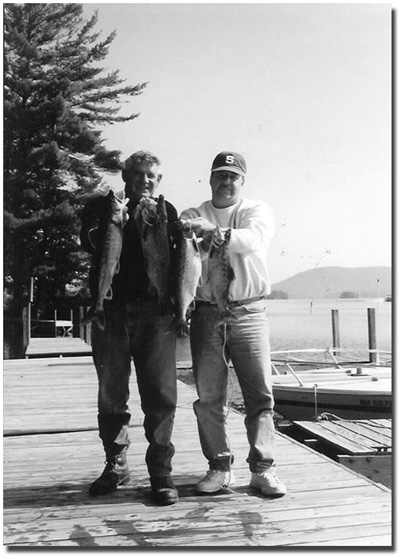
271, 349, 392, 421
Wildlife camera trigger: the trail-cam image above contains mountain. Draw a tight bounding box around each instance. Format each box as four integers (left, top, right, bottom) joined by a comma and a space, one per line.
271, 266, 391, 299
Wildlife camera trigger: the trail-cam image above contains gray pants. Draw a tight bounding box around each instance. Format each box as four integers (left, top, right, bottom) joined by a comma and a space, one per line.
190, 300, 276, 473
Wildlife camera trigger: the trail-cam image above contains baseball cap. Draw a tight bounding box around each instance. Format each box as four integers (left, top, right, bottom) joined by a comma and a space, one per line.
211, 151, 246, 177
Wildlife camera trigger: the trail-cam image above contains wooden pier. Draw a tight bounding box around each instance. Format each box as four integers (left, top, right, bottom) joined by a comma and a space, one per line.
25, 337, 92, 359
293, 418, 392, 489
3, 339, 392, 547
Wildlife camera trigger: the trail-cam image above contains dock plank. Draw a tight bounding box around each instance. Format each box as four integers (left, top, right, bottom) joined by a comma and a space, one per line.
333, 420, 392, 448
294, 419, 392, 455
3, 350, 392, 547
26, 337, 92, 358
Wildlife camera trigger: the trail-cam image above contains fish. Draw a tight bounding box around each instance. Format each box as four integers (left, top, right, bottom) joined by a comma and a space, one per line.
83, 190, 129, 330
134, 194, 171, 309
208, 225, 236, 319
172, 219, 202, 336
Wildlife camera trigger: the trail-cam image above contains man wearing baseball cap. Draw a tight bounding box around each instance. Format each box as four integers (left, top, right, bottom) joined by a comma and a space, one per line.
180, 151, 286, 498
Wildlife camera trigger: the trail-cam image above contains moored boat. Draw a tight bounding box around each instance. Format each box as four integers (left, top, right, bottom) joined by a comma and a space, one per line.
271, 348, 392, 421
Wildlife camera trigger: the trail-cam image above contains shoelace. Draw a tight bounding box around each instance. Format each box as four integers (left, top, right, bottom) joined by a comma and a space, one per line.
260, 471, 278, 480
203, 470, 228, 481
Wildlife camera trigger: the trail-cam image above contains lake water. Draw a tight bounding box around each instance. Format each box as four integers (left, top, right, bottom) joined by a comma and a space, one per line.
176, 298, 392, 364
267, 298, 391, 357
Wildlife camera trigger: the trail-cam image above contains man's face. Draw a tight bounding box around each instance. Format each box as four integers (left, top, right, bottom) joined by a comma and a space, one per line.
210, 171, 244, 208
124, 162, 162, 203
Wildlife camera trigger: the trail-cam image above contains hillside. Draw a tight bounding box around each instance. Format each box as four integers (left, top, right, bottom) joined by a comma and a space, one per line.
271, 266, 391, 299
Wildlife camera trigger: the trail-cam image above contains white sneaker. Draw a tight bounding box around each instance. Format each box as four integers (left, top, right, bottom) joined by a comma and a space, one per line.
195, 470, 235, 494
250, 471, 286, 497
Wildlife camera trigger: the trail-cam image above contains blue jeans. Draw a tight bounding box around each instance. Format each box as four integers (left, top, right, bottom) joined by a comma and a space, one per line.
91, 301, 177, 477
190, 300, 276, 473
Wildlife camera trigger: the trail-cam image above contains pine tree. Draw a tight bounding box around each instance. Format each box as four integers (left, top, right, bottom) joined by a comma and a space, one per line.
3, 4, 146, 321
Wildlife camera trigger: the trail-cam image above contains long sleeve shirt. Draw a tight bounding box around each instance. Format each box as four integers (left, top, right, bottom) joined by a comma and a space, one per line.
180, 197, 275, 302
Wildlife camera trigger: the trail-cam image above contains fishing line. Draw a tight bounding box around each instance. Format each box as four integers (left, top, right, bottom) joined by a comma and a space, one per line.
313, 384, 318, 418
222, 320, 236, 487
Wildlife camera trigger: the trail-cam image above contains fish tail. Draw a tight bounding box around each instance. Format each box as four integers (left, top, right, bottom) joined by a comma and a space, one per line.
95, 310, 106, 331
80, 308, 94, 327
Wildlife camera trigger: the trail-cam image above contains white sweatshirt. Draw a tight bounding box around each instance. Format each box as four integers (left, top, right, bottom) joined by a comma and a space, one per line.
180, 197, 275, 302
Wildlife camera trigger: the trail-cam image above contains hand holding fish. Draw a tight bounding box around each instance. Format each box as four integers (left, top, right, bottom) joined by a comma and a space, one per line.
184, 217, 216, 251
185, 217, 215, 236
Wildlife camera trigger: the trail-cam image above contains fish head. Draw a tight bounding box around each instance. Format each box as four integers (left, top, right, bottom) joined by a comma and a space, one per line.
211, 225, 226, 247
108, 190, 130, 226
139, 195, 167, 226
177, 219, 194, 239
139, 197, 158, 225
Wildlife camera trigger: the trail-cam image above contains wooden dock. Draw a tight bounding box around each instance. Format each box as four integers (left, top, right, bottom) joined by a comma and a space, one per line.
3, 341, 392, 547
293, 418, 392, 489
25, 337, 92, 358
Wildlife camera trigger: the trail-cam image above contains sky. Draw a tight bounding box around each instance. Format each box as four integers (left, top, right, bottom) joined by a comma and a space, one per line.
82, 2, 392, 284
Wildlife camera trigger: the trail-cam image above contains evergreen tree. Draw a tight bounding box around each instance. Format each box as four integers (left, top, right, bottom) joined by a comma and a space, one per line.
3, 3, 146, 318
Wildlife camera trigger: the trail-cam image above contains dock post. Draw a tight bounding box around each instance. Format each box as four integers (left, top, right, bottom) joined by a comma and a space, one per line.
79, 307, 85, 340
86, 305, 92, 345
367, 307, 378, 363
331, 309, 340, 355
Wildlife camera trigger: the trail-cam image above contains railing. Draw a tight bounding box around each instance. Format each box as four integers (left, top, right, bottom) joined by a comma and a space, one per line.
271, 347, 392, 378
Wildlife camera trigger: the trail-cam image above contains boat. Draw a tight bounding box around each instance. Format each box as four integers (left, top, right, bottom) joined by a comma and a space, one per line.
271, 348, 392, 421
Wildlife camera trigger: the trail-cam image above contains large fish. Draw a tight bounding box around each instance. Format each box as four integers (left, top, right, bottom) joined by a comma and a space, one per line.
173, 219, 202, 336
134, 194, 171, 309
208, 225, 236, 319
85, 190, 129, 330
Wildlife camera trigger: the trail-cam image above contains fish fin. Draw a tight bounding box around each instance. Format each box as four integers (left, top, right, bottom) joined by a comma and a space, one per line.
104, 287, 113, 301
122, 208, 129, 227
95, 311, 106, 331
191, 236, 200, 251
209, 245, 215, 258
88, 228, 98, 250
80, 309, 94, 327
228, 267, 236, 282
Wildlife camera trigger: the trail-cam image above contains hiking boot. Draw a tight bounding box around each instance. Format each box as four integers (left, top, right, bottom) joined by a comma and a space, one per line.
250, 471, 286, 498
89, 453, 130, 496
150, 476, 179, 506
195, 470, 235, 495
